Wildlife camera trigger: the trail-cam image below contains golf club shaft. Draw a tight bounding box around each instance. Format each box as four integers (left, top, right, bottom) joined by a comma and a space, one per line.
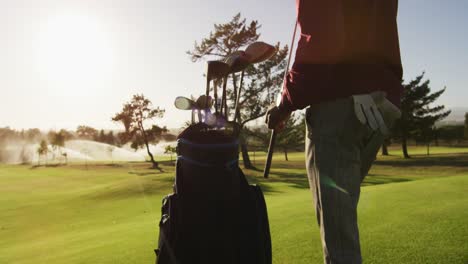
263, 19, 298, 179
234, 70, 245, 123
214, 80, 218, 114
205, 78, 210, 109
222, 77, 228, 121
263, 130, 277, 178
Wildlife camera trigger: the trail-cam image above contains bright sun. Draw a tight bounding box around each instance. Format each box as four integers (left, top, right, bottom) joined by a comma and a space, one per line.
35, 14, 113, 84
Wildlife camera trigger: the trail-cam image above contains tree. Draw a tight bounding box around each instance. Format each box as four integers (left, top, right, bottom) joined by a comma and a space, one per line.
112, 94, 166, 169
246, 114, 305, 161
76, 125, 98, 140
0, 128, 14, 163
275, 114, 305, 161
437, 125, 464, 145
48, 130, 66, 163
37, 140, 48, 166
59, 129, 74, 141
164, 145, 177, 162
415, 125, 436, 155
464, 113, 468, 139
99, 130, 106, 143
381, 138, 390, 156
25, 128, 42, 143
188, 13, 288, 169
393, 73, 451, 158
106, 131, 116, 145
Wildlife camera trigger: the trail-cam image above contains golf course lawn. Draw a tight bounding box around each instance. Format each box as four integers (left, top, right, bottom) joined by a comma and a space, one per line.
0, 146, 467, 264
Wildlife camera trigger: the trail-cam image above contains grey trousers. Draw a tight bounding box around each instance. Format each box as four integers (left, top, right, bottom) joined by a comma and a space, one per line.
305, 97, 384, 264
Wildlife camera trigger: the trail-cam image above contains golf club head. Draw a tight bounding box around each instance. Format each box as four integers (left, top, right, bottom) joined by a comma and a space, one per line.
245, 41, 277, 64
205, 111, 217, 126
224, 50, 250, 73
195, 95, 214, 109
174, 96, 195, 110
207, 61, 230, 81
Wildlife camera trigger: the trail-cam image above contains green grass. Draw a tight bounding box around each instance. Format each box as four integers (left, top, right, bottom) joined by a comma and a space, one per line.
0, 146, 467, 264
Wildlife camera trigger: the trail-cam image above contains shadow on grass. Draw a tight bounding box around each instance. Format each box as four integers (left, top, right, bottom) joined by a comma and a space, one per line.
159, 160, 176, 166
243, 168, 309, 194
87, 175, 175, 201
104, 163, 124, 167
244, 157, 444, 192
362, 174, 412, 186
30, 164, 66, 169
87, 153, 468, 199
374, 153, 468, 167
246, 171, 416, 193
128, 171, 157, 176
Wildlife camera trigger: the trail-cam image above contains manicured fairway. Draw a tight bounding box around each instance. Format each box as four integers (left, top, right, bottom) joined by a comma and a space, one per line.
0, 147, 467, 264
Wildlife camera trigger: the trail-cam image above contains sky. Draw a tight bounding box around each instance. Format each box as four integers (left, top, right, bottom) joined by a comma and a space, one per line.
0, 0, 467, 131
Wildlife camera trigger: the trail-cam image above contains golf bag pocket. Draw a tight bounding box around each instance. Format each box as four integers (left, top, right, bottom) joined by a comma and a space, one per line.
174, 137, 241, 197
155, 194, 179, 264
248, 185, 272, 264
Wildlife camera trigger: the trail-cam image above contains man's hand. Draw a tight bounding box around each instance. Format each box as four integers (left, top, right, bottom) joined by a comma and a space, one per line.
352, 91, 401, 136
265, 105, 291, 130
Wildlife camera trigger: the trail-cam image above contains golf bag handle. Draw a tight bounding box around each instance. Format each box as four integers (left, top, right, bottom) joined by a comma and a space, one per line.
263, 17, 298, 179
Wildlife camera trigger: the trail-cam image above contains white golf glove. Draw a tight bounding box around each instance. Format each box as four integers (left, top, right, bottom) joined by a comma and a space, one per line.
352, 91, 401, 136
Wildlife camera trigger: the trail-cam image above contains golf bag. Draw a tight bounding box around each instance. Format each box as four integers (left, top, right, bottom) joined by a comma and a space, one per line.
155, 124, 272, 264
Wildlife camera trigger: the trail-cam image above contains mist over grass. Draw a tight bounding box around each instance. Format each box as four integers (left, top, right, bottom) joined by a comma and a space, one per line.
0, 139, 37, 164
0, 139, 177, 165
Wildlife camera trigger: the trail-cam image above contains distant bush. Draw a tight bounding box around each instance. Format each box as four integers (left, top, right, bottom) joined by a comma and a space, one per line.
436, 125, 464, 144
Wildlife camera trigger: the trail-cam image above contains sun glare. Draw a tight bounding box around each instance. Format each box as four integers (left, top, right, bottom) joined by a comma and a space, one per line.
34, 14, 113, 85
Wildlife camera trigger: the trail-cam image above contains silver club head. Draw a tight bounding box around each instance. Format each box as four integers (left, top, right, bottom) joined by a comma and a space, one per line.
174, 96, 195, 110
245, 41, 277, 64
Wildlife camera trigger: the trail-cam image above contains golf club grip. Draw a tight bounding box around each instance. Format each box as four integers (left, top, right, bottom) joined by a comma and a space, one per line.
263, 129, 277, 178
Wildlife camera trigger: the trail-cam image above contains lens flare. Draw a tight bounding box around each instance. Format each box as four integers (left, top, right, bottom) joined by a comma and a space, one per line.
321, 176, 349, 194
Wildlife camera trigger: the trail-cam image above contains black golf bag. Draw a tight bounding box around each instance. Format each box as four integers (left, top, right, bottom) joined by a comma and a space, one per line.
155, 124, 272, 264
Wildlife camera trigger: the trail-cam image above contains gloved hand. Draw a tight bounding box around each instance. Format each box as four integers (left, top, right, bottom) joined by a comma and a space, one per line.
352, 91, 401, 136
265, 105, 291, 130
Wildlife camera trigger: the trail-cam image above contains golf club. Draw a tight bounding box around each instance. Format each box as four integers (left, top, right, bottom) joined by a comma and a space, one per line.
174, 96, 195, 110
225, 50, 250, 73
221, 76, 229, 120
264, 21, 298, 179
195, 94, 214, 121
206, 61, 230, 111
174, 96, 197, 124
189, 95, 213, 123
207, 61, 230, 80
234, 42, 277, 123
245, 41, 277, 64
196, 95, 213, 107
223, 51, 250, 121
